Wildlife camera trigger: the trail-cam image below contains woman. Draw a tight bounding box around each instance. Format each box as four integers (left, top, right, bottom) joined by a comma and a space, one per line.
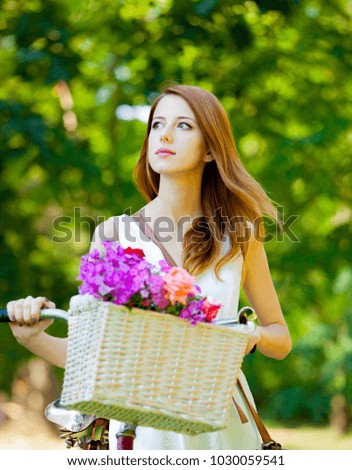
7, 84, 292, 450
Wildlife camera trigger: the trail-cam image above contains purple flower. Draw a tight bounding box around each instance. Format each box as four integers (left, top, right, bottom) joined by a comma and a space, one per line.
158, 259, 172, 273
179, 300, 207, 325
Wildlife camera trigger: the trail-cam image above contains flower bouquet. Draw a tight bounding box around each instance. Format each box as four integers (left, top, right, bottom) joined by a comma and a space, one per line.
77, 242, 222, 325
60, 242, 250, 435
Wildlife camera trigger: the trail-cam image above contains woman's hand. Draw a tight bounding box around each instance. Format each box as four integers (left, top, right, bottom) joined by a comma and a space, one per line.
7, 296, 55, 345
244, 325, 261, 355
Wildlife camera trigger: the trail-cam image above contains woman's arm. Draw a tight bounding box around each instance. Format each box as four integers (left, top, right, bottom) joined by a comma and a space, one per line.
8, 218, 119, 368
11, 323, 68, 369
242, 231, 292, 360
8, 296, 68, 368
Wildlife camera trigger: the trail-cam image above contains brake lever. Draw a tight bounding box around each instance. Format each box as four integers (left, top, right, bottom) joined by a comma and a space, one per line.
215, 307, 257, 354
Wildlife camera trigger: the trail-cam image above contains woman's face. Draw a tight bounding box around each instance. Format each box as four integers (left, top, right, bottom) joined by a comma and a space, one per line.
147, 94, 209, 176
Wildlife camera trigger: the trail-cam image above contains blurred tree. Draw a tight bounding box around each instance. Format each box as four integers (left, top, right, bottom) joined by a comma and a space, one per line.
0, 0, 351, 427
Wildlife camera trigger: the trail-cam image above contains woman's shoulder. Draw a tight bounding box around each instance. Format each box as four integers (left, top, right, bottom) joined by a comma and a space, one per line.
91, 211, 143, 245
89, 216, 122, 252
239, 219, 264, 286
94, 216, 121, 240
246, 219, 265, 253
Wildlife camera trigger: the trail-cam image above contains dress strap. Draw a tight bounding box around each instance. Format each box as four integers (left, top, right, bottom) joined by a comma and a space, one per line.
237, 379, 282, 449
131, 212, 178, 268
232, 397, 249, 424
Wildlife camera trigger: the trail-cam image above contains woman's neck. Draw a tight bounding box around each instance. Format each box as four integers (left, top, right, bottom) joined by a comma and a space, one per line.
150, 174, 203, 223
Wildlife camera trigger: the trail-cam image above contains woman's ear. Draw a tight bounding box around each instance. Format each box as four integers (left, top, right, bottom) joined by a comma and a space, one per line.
204, 152, 214, 162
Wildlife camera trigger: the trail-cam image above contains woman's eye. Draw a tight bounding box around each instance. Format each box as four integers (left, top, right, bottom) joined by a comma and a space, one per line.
151, 121, 191, 130
178, 122, 191, 129
152, 121, 162, 129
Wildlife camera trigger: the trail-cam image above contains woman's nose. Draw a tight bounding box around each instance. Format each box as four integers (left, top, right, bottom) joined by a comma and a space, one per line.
160, 126, 173, 143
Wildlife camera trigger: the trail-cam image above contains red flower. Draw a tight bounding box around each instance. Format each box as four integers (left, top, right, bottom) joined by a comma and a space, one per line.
202, 297, 222, 322
125, 247, 145, 258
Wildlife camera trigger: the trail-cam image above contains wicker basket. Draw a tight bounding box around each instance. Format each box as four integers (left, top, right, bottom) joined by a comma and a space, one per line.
60, 295, 250, 436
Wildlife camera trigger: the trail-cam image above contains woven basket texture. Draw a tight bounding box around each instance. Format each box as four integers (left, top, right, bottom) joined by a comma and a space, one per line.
60, 297, 250, 435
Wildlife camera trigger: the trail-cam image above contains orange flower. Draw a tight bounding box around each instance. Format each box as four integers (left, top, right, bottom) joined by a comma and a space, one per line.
163, 267, 198, 305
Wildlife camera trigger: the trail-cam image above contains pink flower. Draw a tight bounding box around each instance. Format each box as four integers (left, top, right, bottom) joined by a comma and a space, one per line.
163, 267, 198, 305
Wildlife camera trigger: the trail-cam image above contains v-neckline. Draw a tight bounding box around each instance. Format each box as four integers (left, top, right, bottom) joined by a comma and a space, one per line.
126, 213, 180, 268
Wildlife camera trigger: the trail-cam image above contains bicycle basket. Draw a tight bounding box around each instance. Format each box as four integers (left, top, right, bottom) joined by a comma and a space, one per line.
60, 295, 250, 436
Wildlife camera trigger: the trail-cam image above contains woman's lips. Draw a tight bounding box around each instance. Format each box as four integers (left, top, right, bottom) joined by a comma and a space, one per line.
156, 148, 175, 157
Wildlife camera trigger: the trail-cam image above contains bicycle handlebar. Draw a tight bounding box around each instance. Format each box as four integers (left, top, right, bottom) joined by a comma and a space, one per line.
0, 305, 256, 328
0, 308, 69, 323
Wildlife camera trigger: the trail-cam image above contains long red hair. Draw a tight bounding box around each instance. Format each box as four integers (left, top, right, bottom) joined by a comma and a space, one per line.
133, 84, 281, 281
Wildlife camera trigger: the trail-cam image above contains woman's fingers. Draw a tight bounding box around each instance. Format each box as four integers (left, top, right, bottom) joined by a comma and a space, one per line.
23, 296, 34, 324
7, 296, 56, 325
14, 299, 25, 326
6, 300, 16, 322
42, 297, 56, 309
30, 297, 46, 323
243, 325, 259, 355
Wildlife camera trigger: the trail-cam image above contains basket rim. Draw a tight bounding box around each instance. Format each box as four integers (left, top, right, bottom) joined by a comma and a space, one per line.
69, 295, 250, 338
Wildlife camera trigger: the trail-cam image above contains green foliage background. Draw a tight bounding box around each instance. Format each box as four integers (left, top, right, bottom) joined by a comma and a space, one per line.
1, 0, 351, 426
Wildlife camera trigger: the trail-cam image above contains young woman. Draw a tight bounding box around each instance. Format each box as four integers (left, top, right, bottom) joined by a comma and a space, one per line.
7, 84, 292, 450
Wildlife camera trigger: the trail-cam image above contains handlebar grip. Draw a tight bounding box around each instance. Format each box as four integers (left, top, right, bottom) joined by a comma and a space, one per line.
0, 309, 10, 323
0, 308, 68, 323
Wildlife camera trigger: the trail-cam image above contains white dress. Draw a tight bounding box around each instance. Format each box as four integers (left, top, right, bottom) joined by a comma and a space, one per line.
108, 214, 262, 450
